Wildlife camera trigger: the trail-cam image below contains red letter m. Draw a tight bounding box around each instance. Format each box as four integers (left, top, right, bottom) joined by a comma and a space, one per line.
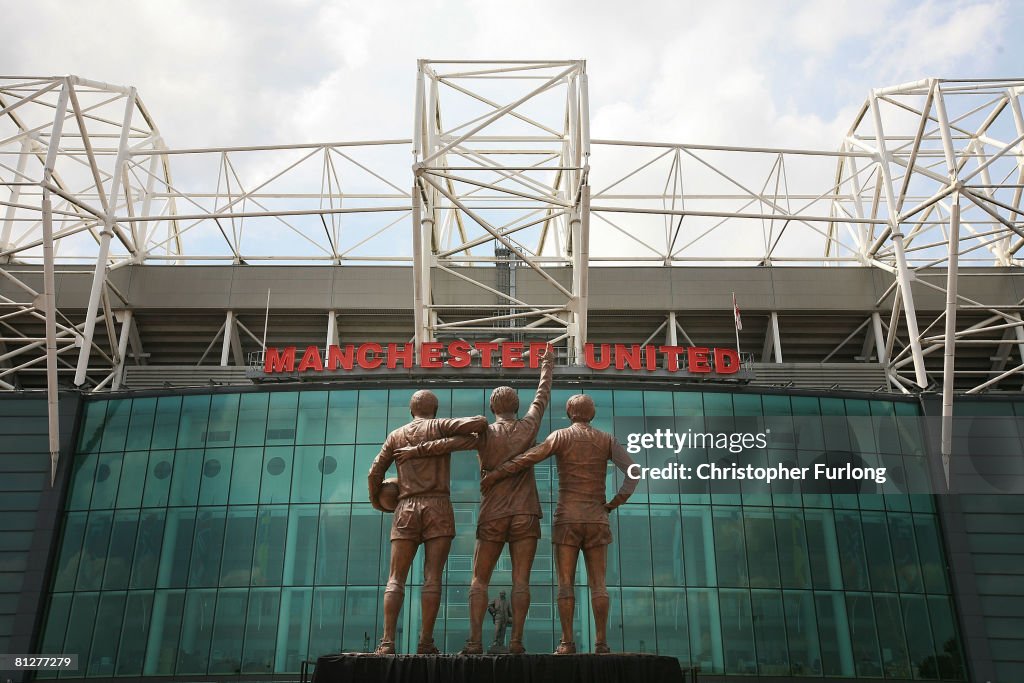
264, 346, 296, 373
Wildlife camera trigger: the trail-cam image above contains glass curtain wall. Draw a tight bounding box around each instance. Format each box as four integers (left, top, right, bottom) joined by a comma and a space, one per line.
38, 387, 970, 679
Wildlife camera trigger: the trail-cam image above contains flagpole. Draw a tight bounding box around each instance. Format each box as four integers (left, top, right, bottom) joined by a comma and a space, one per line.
732, 292, 742, 357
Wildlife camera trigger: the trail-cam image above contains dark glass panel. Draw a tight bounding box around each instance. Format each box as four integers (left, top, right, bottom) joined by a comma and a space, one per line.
686, 588, 723, 673
241, 588, 281, 673
220, 506, 257, 587
208, 588, 247, 674
347, 505, 384, 585
175, 589, 216, 674
188, 507, 226, 588
104, 508, 140, 589
354, 444, 382, 501
650, 505, 684, 586
744, 509, 780, 588
285, 504, 319, 586
37, 593, 71, 661
834, 510, 870, 591
618, 505, 654, 586
845, 592, 882, 677
342, 586, 380, 652
125, 397, 157, 451
168, 448, 204, 507
875, 593, 911, 677
680, 506, 716, 587
115, 591, 154, 675
804, 509, 842, 589
251, 506, 288, 586
309, 587, 345, 658
914, 514, 949, 594
63, 592, 99, 676
100, 400, 131, 452
142, 450, 175, 508
901, 594, 938, 680
321, 445, 355, 503
713, 507, 748, 587
278, 587, 313, 671
116, 451, 149, 509
52, 512, 87, 592
76, 510, 113, 591
156, 508, 197, 588
76, 401, 106, 453
720, 588, 756, 674
783, 590, 822, 676
67, 452, 98, 511
860, 510, 897, 591
90, 451, 124, 510
926, 596, 965, 680
654, 588, 689, 661
129, 509, 167, 589
889, 512, 924, 592
142, 589, 185, 674
815, 591, 855, 676
751, 590, 789, 676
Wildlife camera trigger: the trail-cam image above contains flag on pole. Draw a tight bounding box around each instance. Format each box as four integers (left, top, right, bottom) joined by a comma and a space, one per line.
732, 292, 743, 331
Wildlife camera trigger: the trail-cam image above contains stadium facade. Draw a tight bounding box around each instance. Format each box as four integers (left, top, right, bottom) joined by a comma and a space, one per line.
1, 62, 1023, 683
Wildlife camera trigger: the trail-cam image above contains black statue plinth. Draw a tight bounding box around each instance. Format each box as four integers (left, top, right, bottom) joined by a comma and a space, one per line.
311, 652, 689, 683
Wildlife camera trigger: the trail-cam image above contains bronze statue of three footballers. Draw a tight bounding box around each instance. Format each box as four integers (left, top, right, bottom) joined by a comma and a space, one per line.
368, 345, 638, 655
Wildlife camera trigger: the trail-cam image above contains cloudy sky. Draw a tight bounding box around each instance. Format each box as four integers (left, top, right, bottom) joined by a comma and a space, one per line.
4, 0, 1020, 152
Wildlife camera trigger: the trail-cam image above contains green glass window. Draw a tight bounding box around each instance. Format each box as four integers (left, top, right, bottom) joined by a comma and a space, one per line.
783, 590, 822, 676
151, 396, 182, 450
45, 386, 965, 676
267, 392, 298, 446
713, 507, 748, 587
297, 392, 328, 445
241, 588, 281, 673
115, 591, 154, 675
720, 588, 756, 674
236, 393, 269, 447
188, 508, 226, 588
356, 390, 388, 443
208, 588, 247, 673
751, 590, 788, 675
176, 589, 217, 674
177, 395, 211, 449
617, 506, 654, 586
143, 589, 185, 675
125, 398, 157, 451
687, 588, 723, 673
220, 506, 257, 587
205, 393, 239, 446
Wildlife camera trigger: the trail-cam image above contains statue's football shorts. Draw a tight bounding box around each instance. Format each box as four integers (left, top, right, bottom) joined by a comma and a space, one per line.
391, 495, 455, 542
551, 522, 613, 549
476, 514, 541, 542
